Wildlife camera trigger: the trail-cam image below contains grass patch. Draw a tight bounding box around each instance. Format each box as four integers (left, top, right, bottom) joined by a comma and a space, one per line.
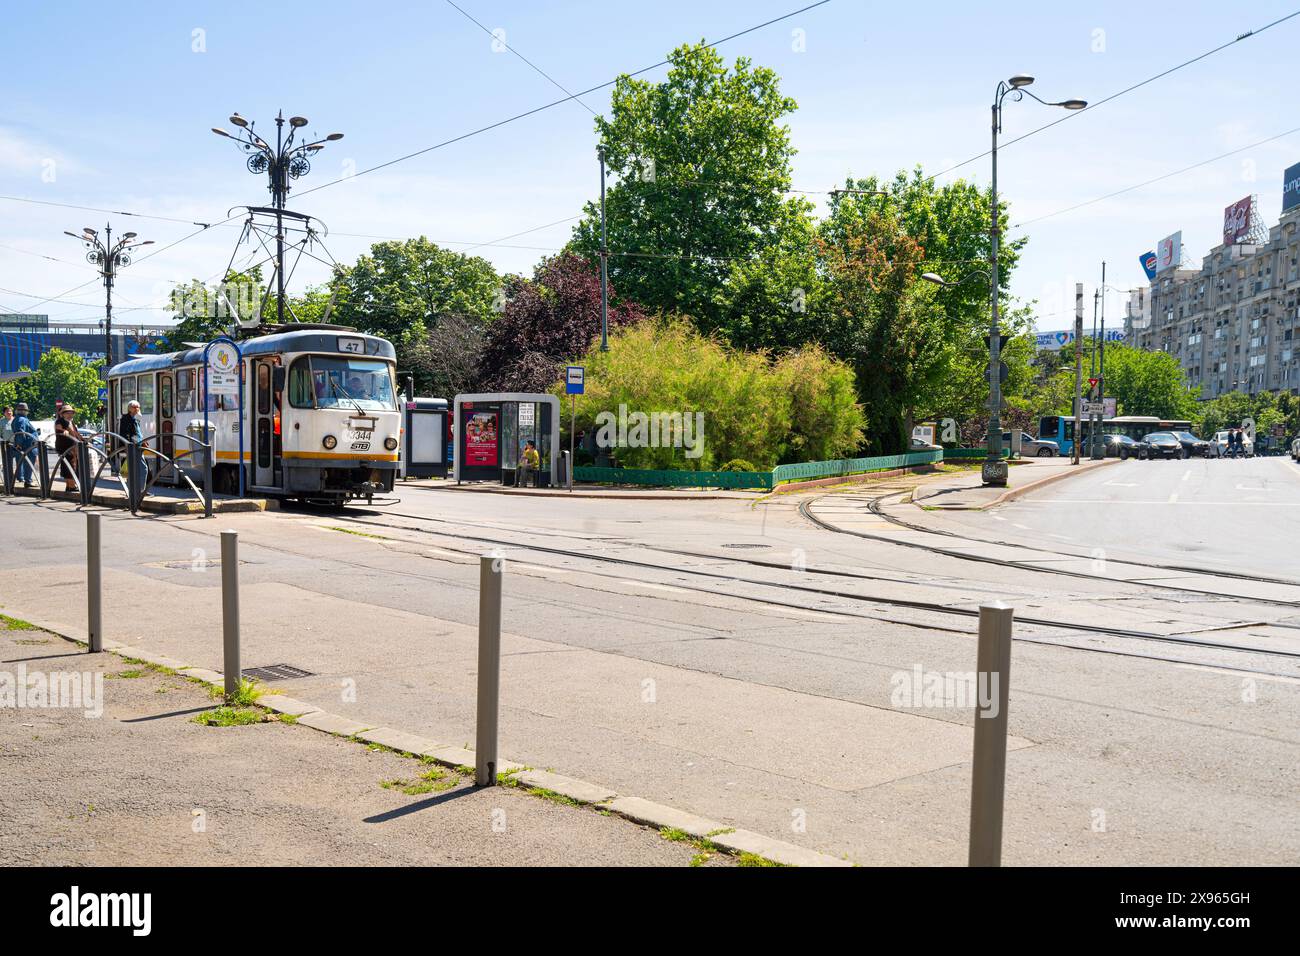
14, 638, 49, 646
659, 827, 728, 867
525, 787, 580, 808
209, 678, 261, 707
737, 852, 785, 868
192, 706, 263, 727
277, 713, 299, 724
107, 669, 146, 679
380, 765, 461, 796
0, 614, 36, 631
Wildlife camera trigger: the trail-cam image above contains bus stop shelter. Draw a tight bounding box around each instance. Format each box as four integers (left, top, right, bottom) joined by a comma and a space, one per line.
453, 393, 560, 487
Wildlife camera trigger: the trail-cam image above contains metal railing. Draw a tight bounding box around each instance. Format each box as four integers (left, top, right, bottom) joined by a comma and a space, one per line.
2, 429, 215, 518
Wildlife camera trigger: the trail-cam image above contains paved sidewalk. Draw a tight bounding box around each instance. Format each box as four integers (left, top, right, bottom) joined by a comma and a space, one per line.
910, 457, 1117, 510
0, 622, 732, 867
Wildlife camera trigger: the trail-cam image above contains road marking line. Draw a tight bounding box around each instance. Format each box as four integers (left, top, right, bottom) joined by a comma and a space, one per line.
619, 580, 690, 594
1167, 492, 1179, 503
1235, 484, 1265, 492
1103, 481, 1139, 487
1182, 470, 1191, 482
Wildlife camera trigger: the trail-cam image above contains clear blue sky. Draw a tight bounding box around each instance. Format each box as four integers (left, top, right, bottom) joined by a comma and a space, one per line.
3, 0, 1298, 333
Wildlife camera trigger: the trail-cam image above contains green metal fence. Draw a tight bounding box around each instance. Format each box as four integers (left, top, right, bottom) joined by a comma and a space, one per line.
573, 466, 774, 489
772, 450, 942, 483
573, 448, 951, 490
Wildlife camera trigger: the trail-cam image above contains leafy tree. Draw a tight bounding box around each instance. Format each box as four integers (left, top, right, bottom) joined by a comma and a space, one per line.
329, 237, 500, 346
1102, 343, 1199, 419
570, 42, 802, 330
13, 348, 104, 423
816, 209, 947, 453
713, 204, 824, 352
0, 378, 17, 413
477, 252, 648, 392
401, 312, 489, 399
160, 268, 264, 351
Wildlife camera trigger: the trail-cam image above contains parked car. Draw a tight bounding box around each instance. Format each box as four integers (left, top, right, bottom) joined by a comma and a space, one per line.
1142, 431, 1186, 459
1103, 433, 1145, 460
1291, 434, 1300, 461
1002, 431, 1059, 457
1172, 431, 1210, 457
1209, 429, 1254, 458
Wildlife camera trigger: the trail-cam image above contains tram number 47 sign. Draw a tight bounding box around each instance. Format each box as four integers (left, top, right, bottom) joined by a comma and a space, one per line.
566, 365, 585, 395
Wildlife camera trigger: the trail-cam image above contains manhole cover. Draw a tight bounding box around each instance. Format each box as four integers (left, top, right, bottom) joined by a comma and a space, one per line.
242, 663, 314, 682
721, 543, 771, 549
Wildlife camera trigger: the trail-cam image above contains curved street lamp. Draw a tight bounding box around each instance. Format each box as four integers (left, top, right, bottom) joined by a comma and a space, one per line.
212, 111, 343, 323
979, 76, 1086, 487
64, 223, 153, 373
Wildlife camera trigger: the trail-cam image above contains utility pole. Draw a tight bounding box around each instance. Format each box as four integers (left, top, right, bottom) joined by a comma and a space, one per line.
1073, 283, 1083, 465
598, 145, 609, 352
1090, 263, 1106, 460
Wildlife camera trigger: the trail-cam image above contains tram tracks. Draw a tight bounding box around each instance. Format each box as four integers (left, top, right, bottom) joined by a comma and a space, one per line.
317, 508, 1300, 677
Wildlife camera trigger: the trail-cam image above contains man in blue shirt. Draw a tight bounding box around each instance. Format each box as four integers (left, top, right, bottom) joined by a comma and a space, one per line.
10, 402, 40, 488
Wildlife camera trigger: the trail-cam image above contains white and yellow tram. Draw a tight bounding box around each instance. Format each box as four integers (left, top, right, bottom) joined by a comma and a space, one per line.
105, 327, 401, 503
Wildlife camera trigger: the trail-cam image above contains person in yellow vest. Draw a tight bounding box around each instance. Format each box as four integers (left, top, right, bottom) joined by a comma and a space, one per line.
519, 440, 540, 488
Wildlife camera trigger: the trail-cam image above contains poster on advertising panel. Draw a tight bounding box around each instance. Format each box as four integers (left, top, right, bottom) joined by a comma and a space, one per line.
465, 411, 499, 466
1222, 196, 1253, 245
1156, 231, 1182, 273
1283, 162, 1300, 213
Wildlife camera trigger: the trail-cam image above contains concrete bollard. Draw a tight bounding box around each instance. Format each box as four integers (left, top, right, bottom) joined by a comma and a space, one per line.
221, 530, 241, 698
969, 601, 1014, 867
475, 552, 504, 786
86, 513, 102, 653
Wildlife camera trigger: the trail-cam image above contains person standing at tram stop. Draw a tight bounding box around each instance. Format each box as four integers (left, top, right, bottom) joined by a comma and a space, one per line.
118, 400, 144, 482
519, 440, 540, 489
54, 404, 82, 493
10, 402, 40, 489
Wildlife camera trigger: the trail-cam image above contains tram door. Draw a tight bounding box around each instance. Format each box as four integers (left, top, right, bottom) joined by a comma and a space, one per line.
157, 372, 176, 484
252, 359, 282, 488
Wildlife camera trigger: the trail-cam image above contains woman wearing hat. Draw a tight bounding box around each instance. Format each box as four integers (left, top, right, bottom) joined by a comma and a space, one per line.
54, 403, 82, 492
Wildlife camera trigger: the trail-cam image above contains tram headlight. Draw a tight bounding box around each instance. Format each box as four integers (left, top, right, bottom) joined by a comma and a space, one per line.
384, 436, 398, 451
322, 434, 338, 450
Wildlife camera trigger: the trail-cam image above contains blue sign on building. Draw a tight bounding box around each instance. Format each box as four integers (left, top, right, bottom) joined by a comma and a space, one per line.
1283, 161, 1300, 214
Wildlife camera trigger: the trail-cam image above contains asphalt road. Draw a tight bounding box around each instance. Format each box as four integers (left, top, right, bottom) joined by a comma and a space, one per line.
1, 466, 1297, 865
941, 456, 1300, 580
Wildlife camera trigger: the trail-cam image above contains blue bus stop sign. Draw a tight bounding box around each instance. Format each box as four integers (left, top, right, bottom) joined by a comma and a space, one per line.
566, 365, 585, 395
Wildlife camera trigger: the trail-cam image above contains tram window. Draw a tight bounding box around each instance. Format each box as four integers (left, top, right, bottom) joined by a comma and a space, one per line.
288, 358, 315, 408
310, 357, 396, 411
136, 375, 154, 416
161, 377, 174, 418
177, 369, 197, 413
119, 377, 135, 415
257, 364, 271, 415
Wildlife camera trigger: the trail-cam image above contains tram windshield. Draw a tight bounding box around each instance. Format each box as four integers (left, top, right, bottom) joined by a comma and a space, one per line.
291, 357, 397, 411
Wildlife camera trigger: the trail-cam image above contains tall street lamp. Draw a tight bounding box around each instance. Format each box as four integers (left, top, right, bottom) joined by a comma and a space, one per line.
65, 223, 153, 371
977, 75, 1086, 487
212, 112, 343, 324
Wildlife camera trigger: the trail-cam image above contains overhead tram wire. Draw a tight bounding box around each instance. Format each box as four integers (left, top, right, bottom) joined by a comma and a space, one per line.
1012, 125, 1300, 229
290, 1, 833, 202
925, 8, 1300, 184
442, 0, 597, 117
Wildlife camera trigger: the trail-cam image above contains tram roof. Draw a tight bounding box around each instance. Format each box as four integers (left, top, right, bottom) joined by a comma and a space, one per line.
106, 329, 395, 377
